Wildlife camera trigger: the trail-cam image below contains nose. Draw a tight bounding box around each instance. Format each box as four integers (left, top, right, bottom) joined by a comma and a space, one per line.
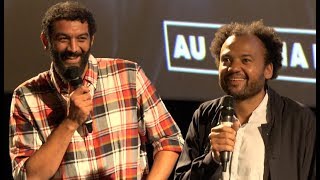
228, 59, 242, 72
67, 39, 80, 53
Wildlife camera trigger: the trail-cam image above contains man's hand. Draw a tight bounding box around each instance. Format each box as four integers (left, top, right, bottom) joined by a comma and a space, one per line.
25, 86, 93, 179
67, 86, 93, 127
208, 120, 240, 162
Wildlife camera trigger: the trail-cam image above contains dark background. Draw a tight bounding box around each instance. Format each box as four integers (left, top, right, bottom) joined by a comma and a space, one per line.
5, 0, 316, 106
3, 0, 316, 179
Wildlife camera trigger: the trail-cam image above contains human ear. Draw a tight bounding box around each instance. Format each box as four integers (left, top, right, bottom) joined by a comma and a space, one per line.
40, 32, 49, 50
264, 63, 273, 80
90, 35, 95, 46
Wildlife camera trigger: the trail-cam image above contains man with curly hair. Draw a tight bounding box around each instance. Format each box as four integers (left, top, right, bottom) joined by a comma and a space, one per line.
174, 20, 315, 180
9, 1, 184, 179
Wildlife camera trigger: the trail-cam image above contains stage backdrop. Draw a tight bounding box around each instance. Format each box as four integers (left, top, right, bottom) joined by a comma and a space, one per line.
5, 0, 316, 107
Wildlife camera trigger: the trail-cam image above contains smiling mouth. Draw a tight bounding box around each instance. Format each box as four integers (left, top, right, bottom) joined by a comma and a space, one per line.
228, 76, 246, 80
65, 56, 80, 63
226, 77, 246, 86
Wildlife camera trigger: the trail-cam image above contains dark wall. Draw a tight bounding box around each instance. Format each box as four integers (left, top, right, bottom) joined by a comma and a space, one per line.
3, 94, 13, 180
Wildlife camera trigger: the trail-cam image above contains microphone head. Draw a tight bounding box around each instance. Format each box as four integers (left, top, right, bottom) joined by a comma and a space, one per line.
221, 95, 234, 119
63, 66, 82, 88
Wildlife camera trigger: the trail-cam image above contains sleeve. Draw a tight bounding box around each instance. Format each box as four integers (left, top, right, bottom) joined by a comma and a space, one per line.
304, 109, 316, 180
9, 90, 42, 179
135, 65, 184, 156
174, 108, 221, 180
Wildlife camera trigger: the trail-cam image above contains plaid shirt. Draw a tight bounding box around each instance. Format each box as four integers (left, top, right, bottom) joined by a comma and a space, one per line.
9, 55, 184, 179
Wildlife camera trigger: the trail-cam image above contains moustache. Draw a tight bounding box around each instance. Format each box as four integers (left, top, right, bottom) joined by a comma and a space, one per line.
224, 72, 247, 80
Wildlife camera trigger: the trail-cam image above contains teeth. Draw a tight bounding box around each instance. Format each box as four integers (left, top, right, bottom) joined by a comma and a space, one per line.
230, 78, 244, 80
67, 57, 78, 60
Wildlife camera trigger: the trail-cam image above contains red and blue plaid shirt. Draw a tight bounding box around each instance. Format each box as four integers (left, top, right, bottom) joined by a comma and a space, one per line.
9, 55, 184, 179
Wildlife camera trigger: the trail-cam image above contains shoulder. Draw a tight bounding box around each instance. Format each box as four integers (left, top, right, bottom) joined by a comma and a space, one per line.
193, 98, 223, 124
196, 99, 220, 113
268, 88, 315, 125
195, 96, 227, 115
13, 71, 52, 96
281, 96, 315, 122
95, 57, 139, 70
269, 88, 314, 115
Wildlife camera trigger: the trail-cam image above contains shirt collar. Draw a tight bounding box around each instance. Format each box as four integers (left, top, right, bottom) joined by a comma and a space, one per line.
252, 91, 268, 115
233, 91, 269, 125
249, 91, 269, 123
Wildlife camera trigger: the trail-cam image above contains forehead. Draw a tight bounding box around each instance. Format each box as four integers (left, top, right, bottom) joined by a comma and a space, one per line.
221, 34, 266, 55
52, 20, 89, 34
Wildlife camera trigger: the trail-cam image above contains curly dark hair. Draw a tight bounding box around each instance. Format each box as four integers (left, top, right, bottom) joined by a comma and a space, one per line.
210, 20, 283, 79
41, 1, 96, 41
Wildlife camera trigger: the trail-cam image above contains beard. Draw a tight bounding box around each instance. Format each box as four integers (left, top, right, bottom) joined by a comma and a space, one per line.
219, 72, 266, 100
49, 46, 91, 83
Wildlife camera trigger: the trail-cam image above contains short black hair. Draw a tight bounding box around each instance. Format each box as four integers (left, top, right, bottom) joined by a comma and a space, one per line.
41, 1, 96, 40
210, 20, 283, 79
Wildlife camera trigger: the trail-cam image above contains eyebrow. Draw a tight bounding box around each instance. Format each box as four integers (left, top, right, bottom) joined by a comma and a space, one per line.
54, 32, 90, 37
221, 53, 253, 57
240, 54, 253, 58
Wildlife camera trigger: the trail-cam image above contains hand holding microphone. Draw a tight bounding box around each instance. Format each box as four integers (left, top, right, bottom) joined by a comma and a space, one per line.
64, 66, 93, 133
208, 96, 240, 172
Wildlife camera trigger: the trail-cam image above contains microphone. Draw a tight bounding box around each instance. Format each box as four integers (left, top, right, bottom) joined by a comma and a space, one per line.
64, 66, 93, 133
220, 95, 234, 172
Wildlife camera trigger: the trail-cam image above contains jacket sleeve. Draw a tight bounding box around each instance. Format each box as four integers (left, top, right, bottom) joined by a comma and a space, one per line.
304, 109, 316, 180
174, 108, 221, 180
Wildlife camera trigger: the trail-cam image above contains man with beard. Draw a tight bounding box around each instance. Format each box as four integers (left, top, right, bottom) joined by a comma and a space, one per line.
9, 1, 184, 179
174, 20, 315, 180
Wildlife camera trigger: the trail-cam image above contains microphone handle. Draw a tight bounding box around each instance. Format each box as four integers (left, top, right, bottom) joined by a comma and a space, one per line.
221, 151, 230, 172
85, 118, 93, 133
220, 120, 233, 172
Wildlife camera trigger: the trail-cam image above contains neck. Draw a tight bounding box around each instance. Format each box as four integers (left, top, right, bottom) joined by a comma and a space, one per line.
234, 89, 266, 124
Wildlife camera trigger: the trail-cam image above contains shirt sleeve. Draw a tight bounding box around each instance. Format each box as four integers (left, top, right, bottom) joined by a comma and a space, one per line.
135, 65, 184, 157
9, 89, 42, 179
